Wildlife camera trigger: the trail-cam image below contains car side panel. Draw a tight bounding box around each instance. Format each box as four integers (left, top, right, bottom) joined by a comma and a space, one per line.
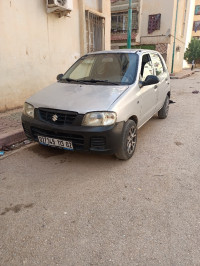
150, 52, 171, 111
109, 51, 171, 128
138, 84, 157, 126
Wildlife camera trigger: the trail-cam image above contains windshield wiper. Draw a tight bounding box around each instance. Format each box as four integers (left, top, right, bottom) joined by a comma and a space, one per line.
78, 79, 119, 85
60, 78, 83, 83
60, 78, 120, 85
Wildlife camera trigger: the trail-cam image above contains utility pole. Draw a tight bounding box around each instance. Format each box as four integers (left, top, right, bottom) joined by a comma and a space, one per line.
127, 0, 132, 49
171, 0, 179, 74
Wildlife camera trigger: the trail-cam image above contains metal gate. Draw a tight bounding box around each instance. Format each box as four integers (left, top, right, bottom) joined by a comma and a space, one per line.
86, 11, 105, 53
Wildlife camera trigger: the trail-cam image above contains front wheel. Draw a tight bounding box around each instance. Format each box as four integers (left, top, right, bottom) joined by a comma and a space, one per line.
158, 95, 170, 119
115, 120, 137, 160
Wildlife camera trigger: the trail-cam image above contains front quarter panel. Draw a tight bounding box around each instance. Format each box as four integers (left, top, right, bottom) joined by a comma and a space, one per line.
108, 84, 141, 125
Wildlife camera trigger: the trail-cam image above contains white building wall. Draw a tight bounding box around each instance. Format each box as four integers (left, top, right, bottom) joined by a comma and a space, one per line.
136, 0, 174, 45
85, 0, 102, 12
0, 0, 110, 112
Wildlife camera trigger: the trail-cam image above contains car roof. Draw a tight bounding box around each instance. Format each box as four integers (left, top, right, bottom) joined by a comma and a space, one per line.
87, 49, 159, 56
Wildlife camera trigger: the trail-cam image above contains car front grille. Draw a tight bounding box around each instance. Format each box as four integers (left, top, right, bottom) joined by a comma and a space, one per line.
38, 108, 78, 126
31, 127, 84, 150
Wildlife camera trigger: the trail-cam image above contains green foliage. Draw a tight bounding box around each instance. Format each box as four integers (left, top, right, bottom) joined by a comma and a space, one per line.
120, 44, 156, 50
184, 39, 200, 64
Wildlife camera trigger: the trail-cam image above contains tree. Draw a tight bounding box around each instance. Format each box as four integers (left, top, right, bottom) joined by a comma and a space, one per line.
184, 38, 200, 64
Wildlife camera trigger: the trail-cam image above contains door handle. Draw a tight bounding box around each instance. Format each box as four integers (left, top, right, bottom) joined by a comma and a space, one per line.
154, 85, 158, 90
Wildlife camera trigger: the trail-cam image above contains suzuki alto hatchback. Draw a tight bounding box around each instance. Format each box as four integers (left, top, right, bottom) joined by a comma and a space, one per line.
22, 50, 171, 160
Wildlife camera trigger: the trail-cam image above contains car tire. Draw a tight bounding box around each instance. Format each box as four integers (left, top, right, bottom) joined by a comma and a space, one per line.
158, 95, 169, 119
115, 120, 137, 160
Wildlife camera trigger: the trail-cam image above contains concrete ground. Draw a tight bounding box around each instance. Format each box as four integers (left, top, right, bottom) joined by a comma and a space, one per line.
0, 73, 200, 266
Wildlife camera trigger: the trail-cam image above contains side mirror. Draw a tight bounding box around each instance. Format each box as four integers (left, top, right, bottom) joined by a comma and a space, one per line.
142, 75, 159, 87
57, 74, 64, 81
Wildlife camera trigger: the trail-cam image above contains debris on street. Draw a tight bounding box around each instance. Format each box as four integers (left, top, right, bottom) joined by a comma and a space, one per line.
24, 140, 31, 145
192, 90, 199, 94
0, 151, 5, 156
1, 140, 32, 155
175, 141, 183, 146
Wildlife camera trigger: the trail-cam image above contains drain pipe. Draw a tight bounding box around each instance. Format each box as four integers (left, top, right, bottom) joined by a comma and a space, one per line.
127, 0, 132, 49
171, 0, 179, 73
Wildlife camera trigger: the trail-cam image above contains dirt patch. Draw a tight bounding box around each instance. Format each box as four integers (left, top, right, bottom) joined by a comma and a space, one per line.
175, 141, 183, 146
28, 144, 66, 158
1, 203, 34, 215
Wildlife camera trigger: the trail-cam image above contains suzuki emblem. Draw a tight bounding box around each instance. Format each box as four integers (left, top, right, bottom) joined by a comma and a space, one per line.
52, 114, 58, 122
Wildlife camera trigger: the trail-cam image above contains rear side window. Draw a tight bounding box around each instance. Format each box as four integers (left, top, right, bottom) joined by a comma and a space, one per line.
150, 53, 164, 77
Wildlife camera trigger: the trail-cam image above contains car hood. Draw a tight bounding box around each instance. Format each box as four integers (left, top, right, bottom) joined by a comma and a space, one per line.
27, 82, 128, 113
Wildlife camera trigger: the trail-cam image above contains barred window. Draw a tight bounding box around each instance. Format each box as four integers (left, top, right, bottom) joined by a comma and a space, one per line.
111, 11, 138, 33
85, 11, 105, 53
148, 14, 161, 34
195, 5, 200, 15
193, 21, 200, 32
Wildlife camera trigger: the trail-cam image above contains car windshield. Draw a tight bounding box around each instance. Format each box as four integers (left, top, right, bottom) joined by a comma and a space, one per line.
61, 53, 139, 85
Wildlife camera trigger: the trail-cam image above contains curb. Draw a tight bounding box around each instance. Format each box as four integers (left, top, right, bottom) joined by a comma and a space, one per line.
170, 71, 195, 79
0, 129, 26, 150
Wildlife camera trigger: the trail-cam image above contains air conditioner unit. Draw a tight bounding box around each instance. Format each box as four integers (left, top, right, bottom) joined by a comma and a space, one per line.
47, 0, 73, 16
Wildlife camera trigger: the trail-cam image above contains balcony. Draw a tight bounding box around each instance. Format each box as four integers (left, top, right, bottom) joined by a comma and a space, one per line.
111, 31, 137, 42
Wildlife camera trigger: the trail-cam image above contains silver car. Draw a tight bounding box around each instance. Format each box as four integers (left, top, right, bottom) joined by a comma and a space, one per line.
22, 50, 170, 160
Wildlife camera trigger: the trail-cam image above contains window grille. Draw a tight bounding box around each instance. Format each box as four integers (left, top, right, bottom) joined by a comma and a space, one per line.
111, 11, 138, 33
193, 21, 200, 32
148, 14, 161, 34
195, 5, 200, 15
85, 11, 105, 53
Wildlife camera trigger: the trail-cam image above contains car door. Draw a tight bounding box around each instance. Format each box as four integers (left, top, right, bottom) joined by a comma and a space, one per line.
150, 52, 169, 111
139, 53, 158, 126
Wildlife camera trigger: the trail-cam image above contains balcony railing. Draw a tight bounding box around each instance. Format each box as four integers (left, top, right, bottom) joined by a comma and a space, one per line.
111, 32, 137, 41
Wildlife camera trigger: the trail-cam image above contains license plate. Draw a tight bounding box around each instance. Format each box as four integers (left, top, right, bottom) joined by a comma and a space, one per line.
38, 136, 73, 150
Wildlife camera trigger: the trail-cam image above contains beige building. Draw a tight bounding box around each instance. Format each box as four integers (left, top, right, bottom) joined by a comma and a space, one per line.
111, 0, 192, 73
136, 0, 192, 73
0, 0, 111, 112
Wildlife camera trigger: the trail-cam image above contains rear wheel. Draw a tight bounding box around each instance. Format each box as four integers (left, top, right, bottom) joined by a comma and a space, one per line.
115, 120, 137, 160
158, 95, 169, 119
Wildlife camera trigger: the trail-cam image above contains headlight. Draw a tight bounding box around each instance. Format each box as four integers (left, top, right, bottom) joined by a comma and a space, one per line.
82, 112, 117, 126
23, 103, 34, 118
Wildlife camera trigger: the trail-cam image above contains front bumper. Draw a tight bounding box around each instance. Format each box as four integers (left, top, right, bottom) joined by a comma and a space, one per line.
21, 114, 124, 154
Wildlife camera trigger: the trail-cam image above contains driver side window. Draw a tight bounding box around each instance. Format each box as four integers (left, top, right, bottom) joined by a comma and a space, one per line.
140, 54, 154, 82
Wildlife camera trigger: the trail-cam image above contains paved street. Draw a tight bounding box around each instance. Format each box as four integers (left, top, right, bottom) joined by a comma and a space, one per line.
0, 73, 200, 266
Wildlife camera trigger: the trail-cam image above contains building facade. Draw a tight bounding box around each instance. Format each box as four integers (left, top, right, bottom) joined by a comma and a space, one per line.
192, 0, 200, 39
137, 0, 192, 73
183, 0, 195, 68
111, 0, 192, 73
0, 0, 111, 112
111, 0, 139, 48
